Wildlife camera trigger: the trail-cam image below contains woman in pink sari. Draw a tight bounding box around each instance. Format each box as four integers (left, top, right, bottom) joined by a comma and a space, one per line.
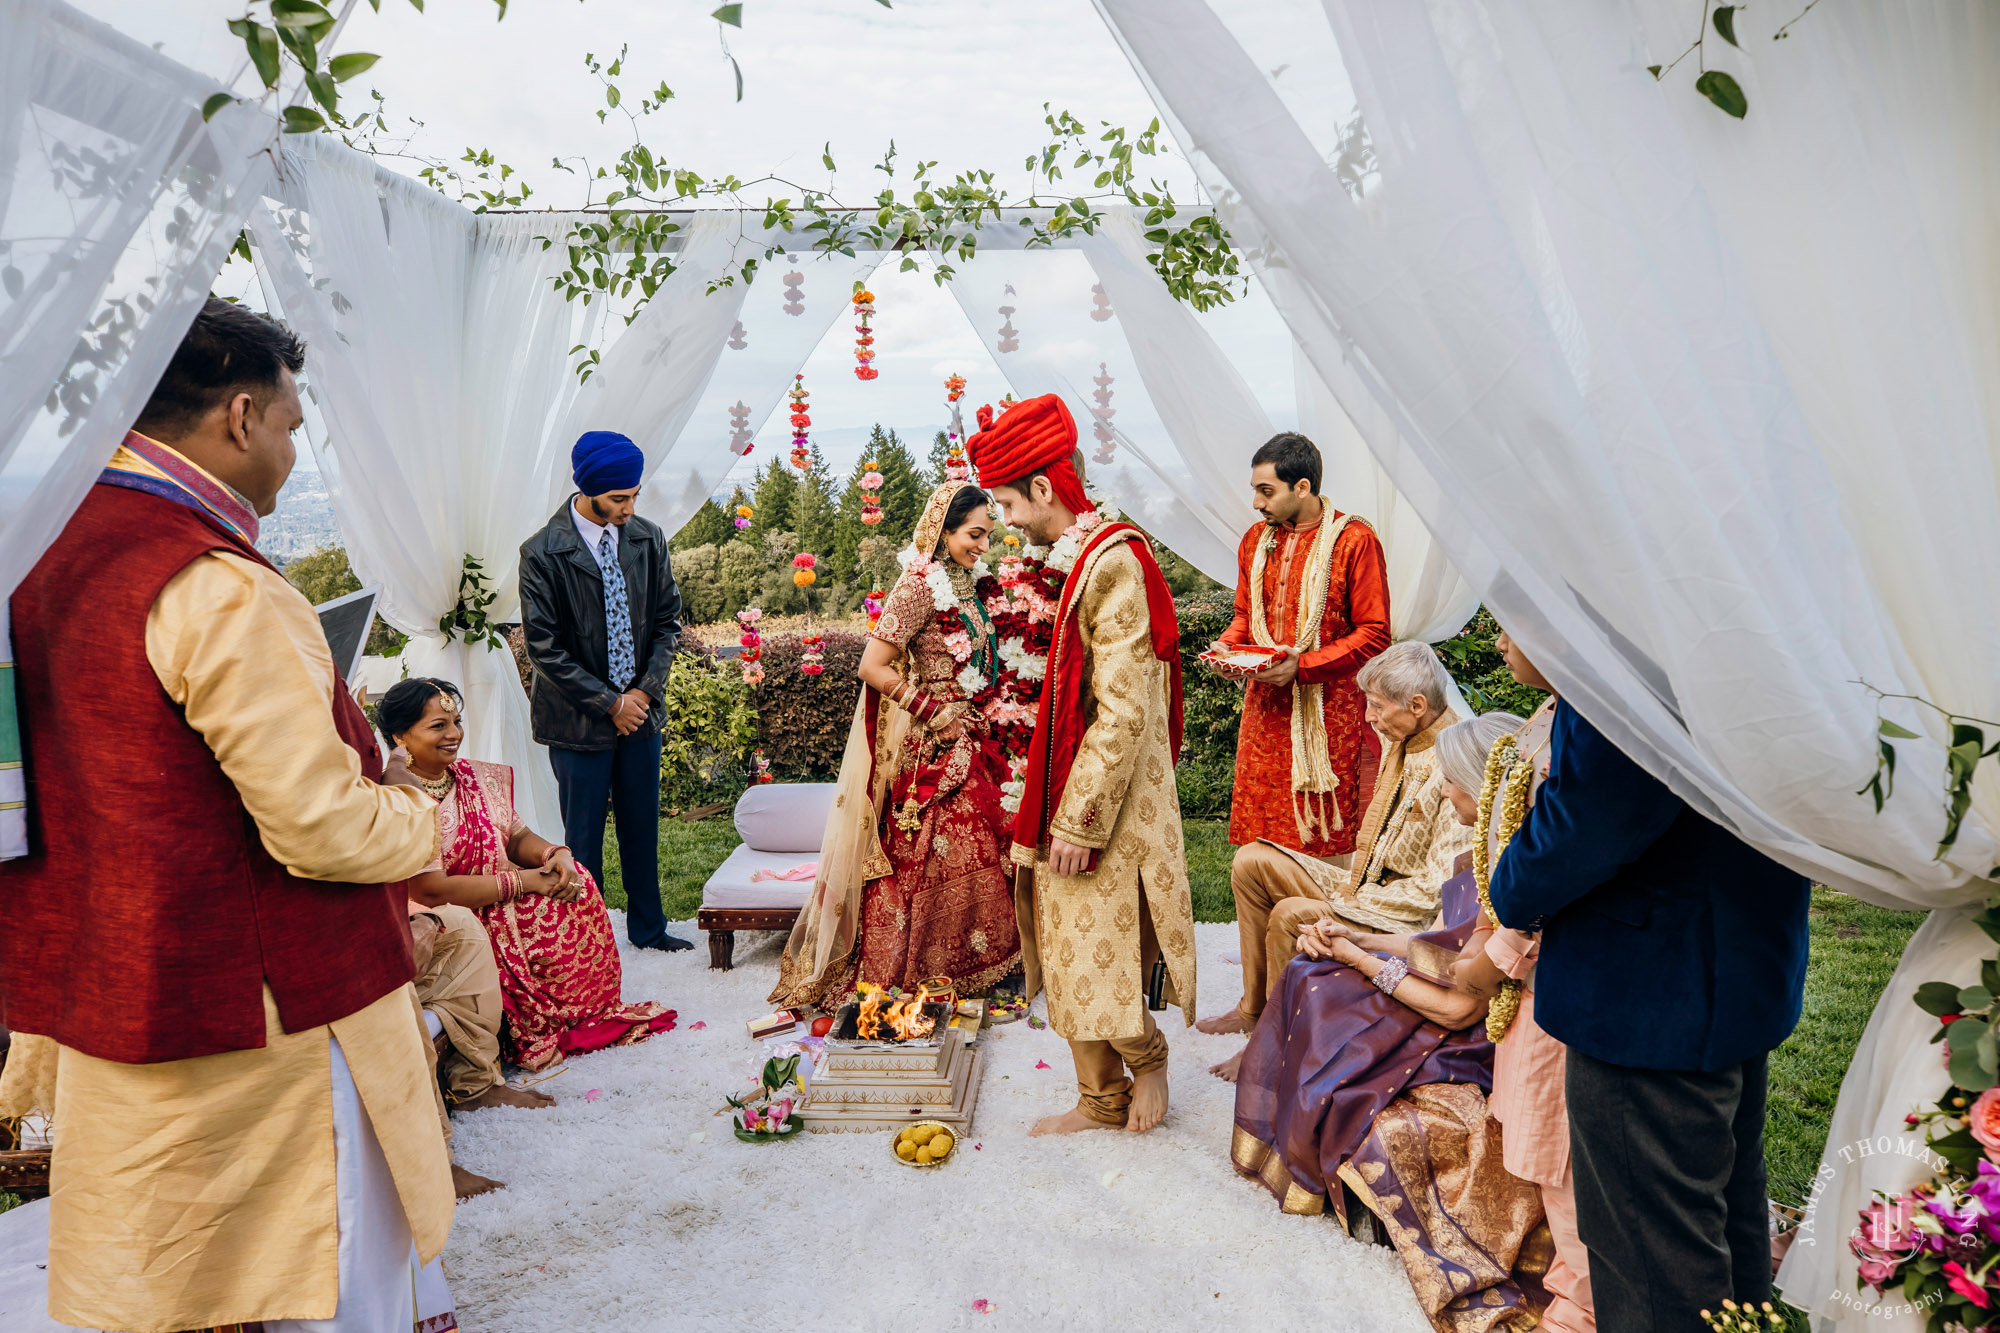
381, 678, 676, 1070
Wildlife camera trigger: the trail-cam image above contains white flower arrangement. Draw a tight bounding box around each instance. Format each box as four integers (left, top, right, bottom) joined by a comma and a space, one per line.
922, 559, 958, 612
999, 637, 1047, 682
999, 757, 1028, 814
956, 663, 989, 696
1042, 502, 1120, 578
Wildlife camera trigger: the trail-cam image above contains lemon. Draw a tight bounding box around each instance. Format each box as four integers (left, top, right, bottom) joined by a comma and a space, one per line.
930, 1131, 954, 1156
896, 1140, 918, 1161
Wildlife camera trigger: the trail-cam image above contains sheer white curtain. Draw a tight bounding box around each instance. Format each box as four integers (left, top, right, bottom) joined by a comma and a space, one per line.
1294, 349, 1477, 643
1, 0, 278, 855
1096, 2, 1999, 1321
251, 137, 569, 834
252, 139, 786, 836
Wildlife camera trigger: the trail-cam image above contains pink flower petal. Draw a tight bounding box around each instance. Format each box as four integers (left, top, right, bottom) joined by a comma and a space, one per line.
974, 1142, 983, 1151
584, 1088, 602, 1103
972, 1299, 993, 1314
689, 1021, 707, 1031
1035, 1060, 1051, 1069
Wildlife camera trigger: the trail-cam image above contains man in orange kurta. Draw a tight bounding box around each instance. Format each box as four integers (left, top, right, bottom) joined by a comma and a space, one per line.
1215, 432, 1391, 859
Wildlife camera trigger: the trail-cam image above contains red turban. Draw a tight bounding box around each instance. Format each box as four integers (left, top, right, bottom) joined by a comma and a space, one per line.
966, 393, 1091, 515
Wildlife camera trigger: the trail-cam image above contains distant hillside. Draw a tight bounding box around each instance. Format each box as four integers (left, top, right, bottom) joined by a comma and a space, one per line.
258, 470, 341, 566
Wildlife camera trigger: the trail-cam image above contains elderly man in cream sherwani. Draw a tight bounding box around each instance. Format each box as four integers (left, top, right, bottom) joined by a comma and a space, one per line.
1201, 641, 1472, 1081
1, 300, 449, 1333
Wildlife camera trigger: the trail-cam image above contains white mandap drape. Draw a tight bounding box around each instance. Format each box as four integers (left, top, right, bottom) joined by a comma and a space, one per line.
1095, 1, 2000, 1325
0, 0, 278, 856
249, 134, 876, 834
945, 208, 1478, 641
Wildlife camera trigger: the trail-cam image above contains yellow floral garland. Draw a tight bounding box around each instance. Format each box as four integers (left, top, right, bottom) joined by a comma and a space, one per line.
1472, 733, 1535, 1042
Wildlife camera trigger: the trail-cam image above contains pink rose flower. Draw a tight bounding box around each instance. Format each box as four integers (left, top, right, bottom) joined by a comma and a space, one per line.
1855, 1257, 1899, 1291
1969, 1087, 2000, 1158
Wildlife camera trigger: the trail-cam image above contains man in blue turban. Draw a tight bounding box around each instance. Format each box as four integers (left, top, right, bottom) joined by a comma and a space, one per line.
516, 430, 690, 950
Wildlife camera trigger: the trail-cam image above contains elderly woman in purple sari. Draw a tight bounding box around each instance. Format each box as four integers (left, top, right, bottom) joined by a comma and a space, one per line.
1231, 713, 1553, 1333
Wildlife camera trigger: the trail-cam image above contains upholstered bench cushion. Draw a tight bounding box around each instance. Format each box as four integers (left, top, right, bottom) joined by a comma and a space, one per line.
700, 844, 819, 911
732, 782, 837, 853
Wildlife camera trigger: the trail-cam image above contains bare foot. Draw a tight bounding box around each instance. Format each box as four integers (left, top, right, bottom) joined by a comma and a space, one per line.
1208, 1050, 1244, 1083
1126, 1067, 1169, 1134
1029, 1106, 1121, 1136
452, 1162, 504, 1199
455, 1082, 556, 1112
1194, 1008, 1249, 1036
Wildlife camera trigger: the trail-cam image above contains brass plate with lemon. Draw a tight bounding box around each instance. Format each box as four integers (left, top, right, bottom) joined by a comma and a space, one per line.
891, 1120, 958, 1168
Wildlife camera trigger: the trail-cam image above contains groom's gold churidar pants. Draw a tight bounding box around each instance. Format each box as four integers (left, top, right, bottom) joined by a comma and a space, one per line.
1069, 1010, 1170, 1125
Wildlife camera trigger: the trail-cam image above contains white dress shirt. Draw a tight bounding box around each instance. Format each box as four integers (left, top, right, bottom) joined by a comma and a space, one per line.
570, 498, 619, 559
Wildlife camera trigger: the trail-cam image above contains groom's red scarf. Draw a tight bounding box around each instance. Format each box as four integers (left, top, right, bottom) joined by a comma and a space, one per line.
1010, 521, 1183, 866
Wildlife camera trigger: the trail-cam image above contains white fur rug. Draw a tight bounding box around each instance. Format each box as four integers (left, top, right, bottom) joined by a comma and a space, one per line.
0, 916, 1434, 1333
441, 914, 1433, 1333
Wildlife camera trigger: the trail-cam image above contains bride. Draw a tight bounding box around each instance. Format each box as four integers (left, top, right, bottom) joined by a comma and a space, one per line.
771, 482, 1025, 1011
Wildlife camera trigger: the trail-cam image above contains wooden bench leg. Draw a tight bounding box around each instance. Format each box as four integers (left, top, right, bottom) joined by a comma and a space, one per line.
708, 929, 736, 970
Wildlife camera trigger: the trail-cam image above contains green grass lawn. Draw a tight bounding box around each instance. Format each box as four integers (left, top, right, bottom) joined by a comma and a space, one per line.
606, 815, 1923, 1240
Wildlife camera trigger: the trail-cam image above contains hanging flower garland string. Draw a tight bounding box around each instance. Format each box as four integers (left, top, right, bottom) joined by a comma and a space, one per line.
943, 374, 970, 482
858, 457, 884, 526
736, 607, 764, 685
852, 286, 878, 380
788, 374, 811, 470
791, 553, 824, 677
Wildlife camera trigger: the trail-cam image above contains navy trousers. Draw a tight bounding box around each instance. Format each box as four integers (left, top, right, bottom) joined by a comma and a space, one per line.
549, 729, 666, 947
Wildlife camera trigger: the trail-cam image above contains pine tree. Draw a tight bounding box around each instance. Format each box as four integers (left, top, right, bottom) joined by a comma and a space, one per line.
749, 459, 801, 548
794, 442, 840, 559
872, 426, 927, 550
671, 497, 732, 552
925, 429, 955, 488
829, 453, 871, 597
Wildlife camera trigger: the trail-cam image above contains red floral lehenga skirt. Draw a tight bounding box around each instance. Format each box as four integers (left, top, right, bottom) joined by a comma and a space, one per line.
445, 759, 676, 1070
835, 730, 1021, 999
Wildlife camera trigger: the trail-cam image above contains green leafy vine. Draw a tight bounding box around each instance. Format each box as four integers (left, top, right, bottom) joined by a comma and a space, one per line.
1860, 683, 2000, 866
437, 554, 507, 652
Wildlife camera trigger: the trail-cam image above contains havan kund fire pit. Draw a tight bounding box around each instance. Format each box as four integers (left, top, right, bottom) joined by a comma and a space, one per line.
796, 987, 987, 1134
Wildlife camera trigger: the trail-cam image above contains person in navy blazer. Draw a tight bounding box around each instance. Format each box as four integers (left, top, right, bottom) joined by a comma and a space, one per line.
1489, 697, 1809, 1333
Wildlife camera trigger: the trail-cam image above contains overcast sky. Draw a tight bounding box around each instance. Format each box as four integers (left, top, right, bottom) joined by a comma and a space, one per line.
78, 1, 1288, 485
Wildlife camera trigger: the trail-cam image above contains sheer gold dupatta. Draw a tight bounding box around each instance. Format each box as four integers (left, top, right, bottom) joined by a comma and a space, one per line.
768, 483, 963, 1010
767, 688, 910, 1009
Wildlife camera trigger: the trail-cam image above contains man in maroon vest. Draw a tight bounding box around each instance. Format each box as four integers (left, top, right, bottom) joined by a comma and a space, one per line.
0, 300, 451, 1331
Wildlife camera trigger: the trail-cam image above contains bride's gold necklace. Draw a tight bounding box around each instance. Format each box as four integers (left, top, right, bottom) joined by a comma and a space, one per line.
411, 765, 454, 800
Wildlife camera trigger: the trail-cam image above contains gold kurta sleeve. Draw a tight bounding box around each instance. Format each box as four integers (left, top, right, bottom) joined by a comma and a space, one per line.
145, 552, 437, 884
1050, 544, 1155, 850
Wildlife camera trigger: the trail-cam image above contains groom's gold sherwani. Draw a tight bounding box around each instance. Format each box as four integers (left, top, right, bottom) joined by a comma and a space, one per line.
1015, 535, 1197, 1123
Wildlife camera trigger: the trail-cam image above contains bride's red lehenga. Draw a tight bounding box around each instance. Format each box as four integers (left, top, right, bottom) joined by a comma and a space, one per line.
836, 572, 1021, 999
771, 483, 1025, 1012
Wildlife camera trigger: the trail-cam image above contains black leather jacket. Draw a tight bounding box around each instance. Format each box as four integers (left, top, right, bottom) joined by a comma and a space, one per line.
518, 500, 683, 752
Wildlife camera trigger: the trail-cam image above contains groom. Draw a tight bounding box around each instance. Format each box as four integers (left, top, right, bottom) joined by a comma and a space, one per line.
967, 394, 1198, 1136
